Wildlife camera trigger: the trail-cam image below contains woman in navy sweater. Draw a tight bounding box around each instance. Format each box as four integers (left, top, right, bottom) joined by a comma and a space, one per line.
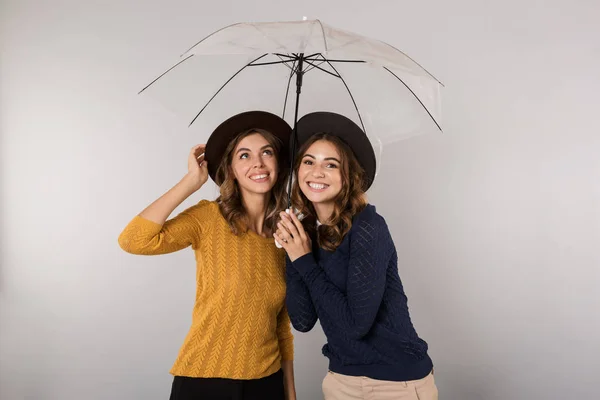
274, 112, 438, 399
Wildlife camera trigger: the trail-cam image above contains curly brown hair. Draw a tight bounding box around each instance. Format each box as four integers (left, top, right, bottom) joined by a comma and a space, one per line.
291, 133, 368, 251
214, 128, 288, 236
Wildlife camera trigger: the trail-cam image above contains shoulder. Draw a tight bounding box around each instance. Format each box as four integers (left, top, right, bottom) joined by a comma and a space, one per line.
348, 204, 393, 250
349, 205, 395, 258
180, 200, 220, 227
188, 199, 218, 214
352, 204, 388, 233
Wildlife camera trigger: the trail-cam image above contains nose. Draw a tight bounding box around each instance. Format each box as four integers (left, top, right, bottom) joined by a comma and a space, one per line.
311, 165, 325, 178
253, 155, 265, 169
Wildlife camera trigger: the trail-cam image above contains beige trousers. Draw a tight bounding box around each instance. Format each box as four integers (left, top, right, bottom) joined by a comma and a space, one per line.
322, 371, 438, 400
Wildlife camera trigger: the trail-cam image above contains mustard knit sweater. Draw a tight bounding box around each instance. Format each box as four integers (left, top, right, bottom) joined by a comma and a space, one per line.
118, 200, 294, 379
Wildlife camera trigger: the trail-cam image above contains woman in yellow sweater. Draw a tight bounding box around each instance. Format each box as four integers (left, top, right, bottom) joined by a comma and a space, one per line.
118, 111, 296, 400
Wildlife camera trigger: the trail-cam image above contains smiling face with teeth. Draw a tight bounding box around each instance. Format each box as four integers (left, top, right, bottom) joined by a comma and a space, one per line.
291, 132, 368, 248
231, 132, 279, 196
297, 139, 343, 209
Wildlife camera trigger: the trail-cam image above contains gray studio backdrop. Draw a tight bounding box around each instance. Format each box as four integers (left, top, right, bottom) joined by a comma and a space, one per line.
1, 0, 598, 399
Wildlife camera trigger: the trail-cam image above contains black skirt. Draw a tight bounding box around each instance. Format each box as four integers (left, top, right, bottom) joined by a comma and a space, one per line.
169, 369, 284, 400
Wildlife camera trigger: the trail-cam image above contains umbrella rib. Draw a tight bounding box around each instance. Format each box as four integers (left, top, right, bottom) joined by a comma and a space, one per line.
179, 22, 242, 57
319, 59, 366, 63
249, 59, 297, 67
249, 54, 299, 71
274, 53, 297, 59
282, 59, 298, 119
303, 59, 327, 74
275, 54, 295, 72
188, 53, 269, 127
380, 42, 444, 87
383, 67, 442, 131
292, 52, 320, 62
303, 60, 339, 78
320, 55, 367, 135
316, 20, 328, 53
275, 53, 300, 71
303, 57, 323, 64
138, 54, 195, 94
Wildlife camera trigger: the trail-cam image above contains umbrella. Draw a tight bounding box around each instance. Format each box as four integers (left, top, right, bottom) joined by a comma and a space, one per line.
139, 19, 444, 202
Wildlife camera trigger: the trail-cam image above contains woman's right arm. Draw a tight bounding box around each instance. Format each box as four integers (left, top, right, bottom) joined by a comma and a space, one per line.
118, 144, 209, 255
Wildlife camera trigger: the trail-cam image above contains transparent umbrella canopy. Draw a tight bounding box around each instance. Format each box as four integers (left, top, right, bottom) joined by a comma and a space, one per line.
140, 19, 445, 193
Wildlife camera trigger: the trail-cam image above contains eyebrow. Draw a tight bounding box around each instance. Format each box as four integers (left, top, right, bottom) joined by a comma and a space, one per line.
303, 154, 341, 163
236, 144, 274, 154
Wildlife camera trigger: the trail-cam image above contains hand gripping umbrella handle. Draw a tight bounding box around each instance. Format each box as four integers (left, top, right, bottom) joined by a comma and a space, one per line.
275, 209, 305, 249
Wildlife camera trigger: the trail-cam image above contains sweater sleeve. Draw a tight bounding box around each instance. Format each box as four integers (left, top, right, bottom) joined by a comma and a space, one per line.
291, 215, 390, 340
285, 257, 319, 332
276, 304, 295, 361
118, 200, 213, 255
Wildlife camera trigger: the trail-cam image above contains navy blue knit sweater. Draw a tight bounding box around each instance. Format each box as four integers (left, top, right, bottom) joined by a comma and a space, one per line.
286, 204, 433, 381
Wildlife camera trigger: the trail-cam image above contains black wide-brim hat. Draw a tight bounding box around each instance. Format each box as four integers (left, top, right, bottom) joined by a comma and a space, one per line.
295, 111, 377, 191
205, 110, 292, 183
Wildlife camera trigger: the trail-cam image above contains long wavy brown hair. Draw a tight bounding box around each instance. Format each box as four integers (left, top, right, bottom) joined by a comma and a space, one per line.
291, 133, 368, 251
214, 128, 288, 236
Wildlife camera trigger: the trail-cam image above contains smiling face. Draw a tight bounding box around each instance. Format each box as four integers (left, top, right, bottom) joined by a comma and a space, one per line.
230, 132, 278, 196
297, 139, 343, 206
291, 132, 368, 249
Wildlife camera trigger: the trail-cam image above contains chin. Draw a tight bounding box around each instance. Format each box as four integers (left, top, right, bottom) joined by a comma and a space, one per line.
248, 181, 275, 194
302, 192, 328, 204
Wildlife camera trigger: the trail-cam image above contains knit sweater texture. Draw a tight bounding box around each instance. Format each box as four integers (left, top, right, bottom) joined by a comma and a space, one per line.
119, 200, 294, 379
286, 204, 432, 381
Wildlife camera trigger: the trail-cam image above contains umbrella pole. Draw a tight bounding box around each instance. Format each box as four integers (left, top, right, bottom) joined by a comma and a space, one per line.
287, 54, 304, 209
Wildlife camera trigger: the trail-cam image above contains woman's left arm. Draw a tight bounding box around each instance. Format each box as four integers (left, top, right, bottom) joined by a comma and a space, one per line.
276, 306, 296, 400
281, 359, 296, 400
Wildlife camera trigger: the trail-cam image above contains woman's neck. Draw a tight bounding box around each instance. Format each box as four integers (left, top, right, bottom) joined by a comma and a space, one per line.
241, 190, 269, 236
313, 202, 334, 224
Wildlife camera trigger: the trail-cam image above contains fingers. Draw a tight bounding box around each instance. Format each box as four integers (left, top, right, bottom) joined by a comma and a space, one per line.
288, 211, 307, 240
276, 223, 291, 243
277, 215, 292, 235
194, 156, 206, 169
192, 145, 205, 154
273, 232, 283, 246
192, 145, 206, 159
190, 145, 206, 166
279, 212, 299, 239
274, 231, 289, 250
193, 150, 207, 168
